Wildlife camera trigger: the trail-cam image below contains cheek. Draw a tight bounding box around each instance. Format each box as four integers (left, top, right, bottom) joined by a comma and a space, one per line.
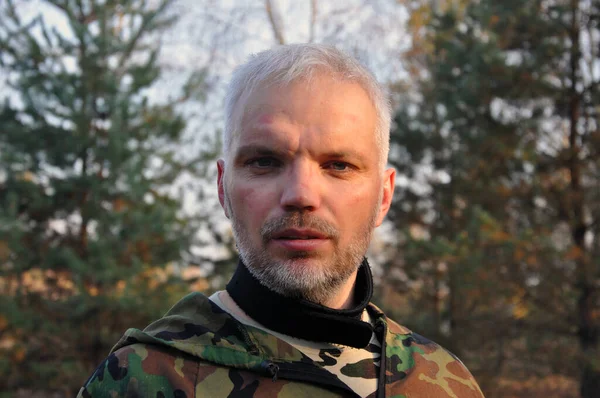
230, 183, 277, 223
329, 185, 380, 226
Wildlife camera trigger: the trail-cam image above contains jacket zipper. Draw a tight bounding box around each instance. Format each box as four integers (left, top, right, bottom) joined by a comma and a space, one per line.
259, 315, 389, 397
262, 361, 279, 381
376, 320, 388, 398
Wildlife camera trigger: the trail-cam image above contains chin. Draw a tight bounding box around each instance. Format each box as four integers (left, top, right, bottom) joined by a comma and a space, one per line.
264, 260, 346, 296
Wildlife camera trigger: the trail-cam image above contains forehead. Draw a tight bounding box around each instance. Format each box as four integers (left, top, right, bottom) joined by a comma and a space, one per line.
231, 75, 377, 150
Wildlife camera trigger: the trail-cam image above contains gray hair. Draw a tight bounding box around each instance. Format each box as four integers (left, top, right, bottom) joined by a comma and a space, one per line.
223, 43, 391, 168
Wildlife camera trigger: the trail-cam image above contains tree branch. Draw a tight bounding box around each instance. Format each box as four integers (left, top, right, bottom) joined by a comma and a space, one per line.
308, 0, 317, 43
264, 0, 285, 45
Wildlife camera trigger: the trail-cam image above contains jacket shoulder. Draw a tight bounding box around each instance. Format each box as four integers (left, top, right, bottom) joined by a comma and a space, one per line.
78, 342, 346, 398
383, 319, 484, 397
77, 343, 199, 398
366, 304, 484, 398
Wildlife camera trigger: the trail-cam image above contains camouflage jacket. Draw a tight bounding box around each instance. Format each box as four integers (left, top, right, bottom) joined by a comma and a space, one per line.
78, 292, 484, 397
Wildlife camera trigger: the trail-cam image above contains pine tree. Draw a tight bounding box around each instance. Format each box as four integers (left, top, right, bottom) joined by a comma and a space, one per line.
389, 0, 599, 396
0, 0, 204, 394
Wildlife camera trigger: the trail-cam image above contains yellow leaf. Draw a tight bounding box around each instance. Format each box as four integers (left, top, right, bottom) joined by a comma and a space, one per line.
0, 241, 10, 261
115, 280, 126, 294
513, 303, 529, 319
565, 246, 584, 260
489, 230, 511, 242
14, 347, 26, 363
113, 198, 128, 212
514, 248, 526, 261
526, 255, 539, 267
17, 171, 36, 182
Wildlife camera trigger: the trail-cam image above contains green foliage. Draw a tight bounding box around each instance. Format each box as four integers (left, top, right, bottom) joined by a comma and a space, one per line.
0, 0, 206, 394
388, 1, 599, 396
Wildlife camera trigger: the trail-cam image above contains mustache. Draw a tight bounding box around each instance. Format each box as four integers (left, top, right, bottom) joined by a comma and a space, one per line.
261, 213, 339, 241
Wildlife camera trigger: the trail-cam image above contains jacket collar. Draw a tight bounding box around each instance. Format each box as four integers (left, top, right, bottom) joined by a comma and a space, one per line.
225, 259, 375, 348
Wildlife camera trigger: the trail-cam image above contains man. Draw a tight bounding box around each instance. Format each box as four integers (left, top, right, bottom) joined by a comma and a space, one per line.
78, 44, 484, 398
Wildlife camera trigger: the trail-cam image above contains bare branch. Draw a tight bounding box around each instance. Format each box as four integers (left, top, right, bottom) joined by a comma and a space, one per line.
308, 0, 317, 43
264, 0, 285, 45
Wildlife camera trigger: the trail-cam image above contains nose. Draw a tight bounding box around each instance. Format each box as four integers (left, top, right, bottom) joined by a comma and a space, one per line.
279, 160, 321, 212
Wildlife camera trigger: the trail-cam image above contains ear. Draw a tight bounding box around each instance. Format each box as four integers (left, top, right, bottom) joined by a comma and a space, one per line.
374, 167, 395, 227
217, 159, 230, 219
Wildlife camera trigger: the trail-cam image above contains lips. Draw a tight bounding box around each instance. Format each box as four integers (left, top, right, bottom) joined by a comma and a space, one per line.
270, 228, 329, 251
272, 229, 327, 240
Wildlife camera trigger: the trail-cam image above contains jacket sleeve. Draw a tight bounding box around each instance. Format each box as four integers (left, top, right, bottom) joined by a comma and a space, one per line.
76, 353, 126, 398
76, 344, 196, 398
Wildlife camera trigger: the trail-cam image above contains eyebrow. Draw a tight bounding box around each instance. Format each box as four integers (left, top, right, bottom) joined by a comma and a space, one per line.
233, 145, 285, 161
325, 150, 363, 160
234, 145, 367, 165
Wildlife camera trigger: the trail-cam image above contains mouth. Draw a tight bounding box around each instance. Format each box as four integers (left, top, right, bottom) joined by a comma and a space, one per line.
270, 229, 329, 251
272, 229, 327, 240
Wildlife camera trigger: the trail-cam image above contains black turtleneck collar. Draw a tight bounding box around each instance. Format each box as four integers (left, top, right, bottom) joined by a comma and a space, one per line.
225, 259, 374, 348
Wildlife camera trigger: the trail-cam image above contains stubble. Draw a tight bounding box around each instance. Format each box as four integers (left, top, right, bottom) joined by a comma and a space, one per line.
225, 191, 379, 305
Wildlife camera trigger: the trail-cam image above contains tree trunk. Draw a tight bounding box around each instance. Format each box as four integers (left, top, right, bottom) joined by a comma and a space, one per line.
568, 1, 600, 396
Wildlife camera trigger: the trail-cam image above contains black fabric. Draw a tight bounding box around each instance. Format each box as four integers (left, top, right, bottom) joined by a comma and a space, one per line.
376, 320, 388, 398
226, 259, 375, 348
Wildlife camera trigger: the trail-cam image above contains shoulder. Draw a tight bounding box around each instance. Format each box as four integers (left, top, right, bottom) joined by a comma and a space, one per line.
77, 343, 339, 398
392, 334, 485, 397
77, 343, 199, 398
368, 305, 485, 397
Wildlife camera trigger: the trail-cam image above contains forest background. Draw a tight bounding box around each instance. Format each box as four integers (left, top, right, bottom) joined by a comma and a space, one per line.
0, 0, 598, 397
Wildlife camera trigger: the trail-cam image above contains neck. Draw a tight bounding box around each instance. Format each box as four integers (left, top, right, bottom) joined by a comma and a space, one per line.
225, 259, 375, 348
323, 270, 358, 309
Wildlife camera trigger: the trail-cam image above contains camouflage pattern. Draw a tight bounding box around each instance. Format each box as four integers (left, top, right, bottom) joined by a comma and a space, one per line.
78, 292, 484, 397
209, 291, 382, 396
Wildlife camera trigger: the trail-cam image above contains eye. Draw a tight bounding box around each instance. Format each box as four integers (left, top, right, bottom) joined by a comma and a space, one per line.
246, 157, 281, 168
326, 161, 350, 171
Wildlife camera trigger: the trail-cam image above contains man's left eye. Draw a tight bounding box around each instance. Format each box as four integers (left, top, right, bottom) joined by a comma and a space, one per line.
327, 162, 350, 171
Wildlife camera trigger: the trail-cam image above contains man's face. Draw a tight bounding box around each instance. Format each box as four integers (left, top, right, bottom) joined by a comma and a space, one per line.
218, 73, 395, 305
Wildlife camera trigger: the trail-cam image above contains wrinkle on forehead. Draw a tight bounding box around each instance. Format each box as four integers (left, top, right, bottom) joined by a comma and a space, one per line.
229, 75, 344, 144
228, 74, 379, 167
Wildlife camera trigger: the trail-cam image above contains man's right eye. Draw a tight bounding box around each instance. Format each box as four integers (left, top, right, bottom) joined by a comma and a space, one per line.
246, 157, 281, 168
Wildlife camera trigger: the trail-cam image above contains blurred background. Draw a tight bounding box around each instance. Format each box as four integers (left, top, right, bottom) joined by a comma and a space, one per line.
0, 0, 598, 397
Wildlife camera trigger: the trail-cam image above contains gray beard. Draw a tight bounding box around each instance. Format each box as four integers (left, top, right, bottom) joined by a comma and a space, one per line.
225, 195, 378, 305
